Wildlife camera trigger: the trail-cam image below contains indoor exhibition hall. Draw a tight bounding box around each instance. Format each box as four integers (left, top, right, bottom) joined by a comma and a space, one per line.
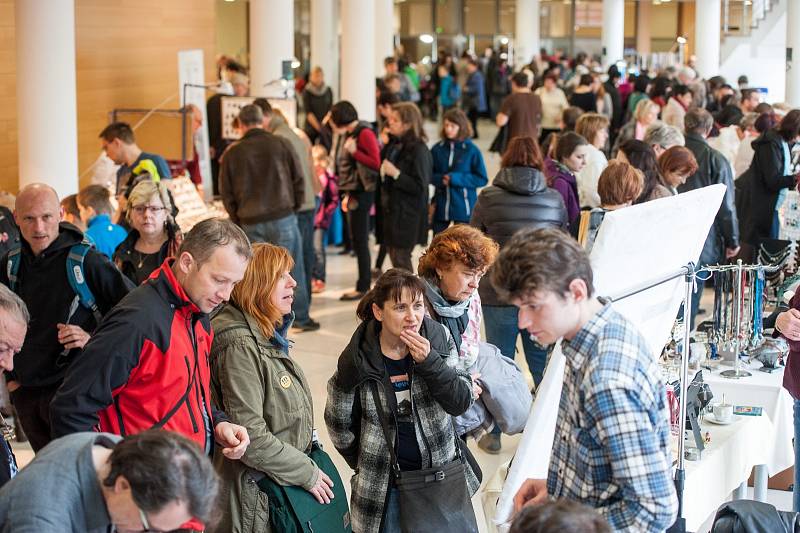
1, 0, 800, 532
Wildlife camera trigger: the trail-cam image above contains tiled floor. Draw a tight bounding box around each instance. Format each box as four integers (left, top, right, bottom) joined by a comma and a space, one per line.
10, 119, 795, 532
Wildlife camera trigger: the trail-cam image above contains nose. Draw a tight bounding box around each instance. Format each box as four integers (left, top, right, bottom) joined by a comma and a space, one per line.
517, 309, 532, 331
287, 275, 297, 289
0, 355, 12, 372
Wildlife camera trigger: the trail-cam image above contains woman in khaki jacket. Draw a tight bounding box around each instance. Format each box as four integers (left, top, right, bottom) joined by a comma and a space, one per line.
210, 243, 335, 532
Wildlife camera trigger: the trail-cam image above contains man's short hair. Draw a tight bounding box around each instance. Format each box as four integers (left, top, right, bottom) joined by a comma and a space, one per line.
252, 97, 273, 117
102, 430, 220, 526
177, 218, 252, 267
61, 194, 81, 220
330, 101, 359, 127
510, 500, 611, 533
99, 122, 135, 144
238, 105, 263, 128
643, 123, 685, 149
672, 84, 692, 98
684, 108, 714, 135
377, 91, 400, 107
511, 71, 529, 88
77, 185, 113, 216
0, 284, 29, 326
384, 56, 396, 67
491, 227, 594, 301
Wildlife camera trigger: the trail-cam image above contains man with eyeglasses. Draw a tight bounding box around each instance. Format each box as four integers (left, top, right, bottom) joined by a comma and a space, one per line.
0, 429, 219, 532
0, 184, 133, 453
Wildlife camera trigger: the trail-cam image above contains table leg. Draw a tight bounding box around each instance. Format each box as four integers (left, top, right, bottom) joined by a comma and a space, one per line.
753, 465, 768, 502
733, 482, 747, 500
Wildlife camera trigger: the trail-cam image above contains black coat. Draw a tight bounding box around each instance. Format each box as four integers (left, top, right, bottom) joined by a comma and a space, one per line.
470, 166, 568, 305
735, 129, 796, 247
678, 132, 740, 266
381, 138, 432, 248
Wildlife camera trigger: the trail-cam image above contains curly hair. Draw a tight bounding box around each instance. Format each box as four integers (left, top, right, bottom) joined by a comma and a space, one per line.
418, 225, 499, 279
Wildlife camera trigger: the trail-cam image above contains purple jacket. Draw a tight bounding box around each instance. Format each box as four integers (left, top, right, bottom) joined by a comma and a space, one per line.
782, 291, 800, 400
545, 158, 580, 232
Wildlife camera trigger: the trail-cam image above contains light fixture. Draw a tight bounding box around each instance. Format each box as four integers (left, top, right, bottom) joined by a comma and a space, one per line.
291, 58, 301, 68
419, 34, 434, 44
676, 36, 687, 44
500, 37, 509, 45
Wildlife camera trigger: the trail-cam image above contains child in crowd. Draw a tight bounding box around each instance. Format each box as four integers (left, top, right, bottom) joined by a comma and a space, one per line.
311, 145, 339, 294
76, 185, 127, 259
510, 500, 611, 533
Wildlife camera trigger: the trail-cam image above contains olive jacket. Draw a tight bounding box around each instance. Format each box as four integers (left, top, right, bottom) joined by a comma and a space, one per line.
209, 304, 318, 533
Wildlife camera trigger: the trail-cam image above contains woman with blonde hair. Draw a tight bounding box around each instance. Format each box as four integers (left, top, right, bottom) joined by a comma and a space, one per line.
113, 179, 182, 285
210, 243, 344, 532
612, 99, 661, 157
575, 113, 610, 207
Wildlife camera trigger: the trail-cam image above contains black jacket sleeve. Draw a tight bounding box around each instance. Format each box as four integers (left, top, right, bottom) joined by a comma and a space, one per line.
218, 150, 239, 225
414, 351, 473, 416
757, 140, 796, 193
394, 143, 432, 196
84, 251, 135, 314
49, 306, 145, 438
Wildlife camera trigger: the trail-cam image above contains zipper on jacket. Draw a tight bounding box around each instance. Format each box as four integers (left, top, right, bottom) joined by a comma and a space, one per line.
445, 142, 454, 220
113, 395, 127, 437
463, 189, 470, 217
184, 356, 199, 433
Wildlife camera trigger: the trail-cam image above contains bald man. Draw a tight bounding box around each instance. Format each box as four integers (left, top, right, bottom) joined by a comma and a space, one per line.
0, 184, 132, 451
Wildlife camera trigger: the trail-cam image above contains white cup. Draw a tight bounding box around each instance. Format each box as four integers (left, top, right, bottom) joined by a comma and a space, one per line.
713, 403, 733, 423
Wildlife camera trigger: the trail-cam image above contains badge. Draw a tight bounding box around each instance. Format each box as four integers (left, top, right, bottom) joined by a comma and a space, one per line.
280, 375, 292, 389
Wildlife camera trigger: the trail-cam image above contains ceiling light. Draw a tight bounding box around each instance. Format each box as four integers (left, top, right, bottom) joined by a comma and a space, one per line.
419, 34, 434, 44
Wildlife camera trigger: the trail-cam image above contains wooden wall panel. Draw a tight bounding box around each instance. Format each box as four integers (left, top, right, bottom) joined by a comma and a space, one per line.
0, 0, 217, 194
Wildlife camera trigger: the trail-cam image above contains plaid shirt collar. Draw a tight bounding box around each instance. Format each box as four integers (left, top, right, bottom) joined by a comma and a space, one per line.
561, 299, 612, 370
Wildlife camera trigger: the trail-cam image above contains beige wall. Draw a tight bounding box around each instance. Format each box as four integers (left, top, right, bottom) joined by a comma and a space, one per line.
216, 0, 248, 64
0, 0, 217, 195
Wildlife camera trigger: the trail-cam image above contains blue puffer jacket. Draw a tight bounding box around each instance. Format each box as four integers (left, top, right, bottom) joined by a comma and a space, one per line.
431, 139, 488, 223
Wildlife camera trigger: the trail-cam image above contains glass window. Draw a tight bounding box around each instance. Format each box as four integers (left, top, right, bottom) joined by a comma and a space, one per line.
464, 0, 497, 35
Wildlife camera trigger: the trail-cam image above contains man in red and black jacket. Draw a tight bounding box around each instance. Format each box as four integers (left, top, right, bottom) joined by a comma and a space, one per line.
50, 219, 252, 460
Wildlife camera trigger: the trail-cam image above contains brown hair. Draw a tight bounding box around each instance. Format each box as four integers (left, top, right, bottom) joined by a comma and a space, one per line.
177, 218, 252, 267
509, 500, 611, 533
61, 194, 81, 220
597, 161, 644, 207
658, 146, 698, 179
77, 185, 114, 216
99, 122, 135, 144
575, 113, 609, 147
553, 131, 589, 162
392, 102, 428, 143
356, 269, 426, 321
501, 137, 544, 170
231, 243, 294, 340
126, 180, 175, 226
418, 225, 499, 279
440, 108, 473, 141
491, 227, 594, 300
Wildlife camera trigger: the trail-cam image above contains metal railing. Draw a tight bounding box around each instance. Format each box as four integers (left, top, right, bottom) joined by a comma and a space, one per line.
722, 0, 774, 36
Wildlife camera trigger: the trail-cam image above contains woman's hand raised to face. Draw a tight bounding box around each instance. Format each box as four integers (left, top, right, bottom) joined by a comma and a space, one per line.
400, 328, 430, 363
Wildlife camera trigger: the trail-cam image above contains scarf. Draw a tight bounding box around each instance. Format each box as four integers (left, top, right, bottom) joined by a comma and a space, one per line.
271, 313, 294, 354
423, 278, 470, 353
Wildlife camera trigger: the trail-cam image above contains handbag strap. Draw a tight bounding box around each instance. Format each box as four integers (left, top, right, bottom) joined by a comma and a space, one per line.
370, 381, 403, 476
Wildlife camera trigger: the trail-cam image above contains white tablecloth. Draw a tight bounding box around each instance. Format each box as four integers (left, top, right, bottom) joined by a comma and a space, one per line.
701, 360, 794, 475
683, 414, 775, 531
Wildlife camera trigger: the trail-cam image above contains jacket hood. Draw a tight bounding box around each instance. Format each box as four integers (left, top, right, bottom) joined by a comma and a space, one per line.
751, 129, 784, 148
493, 166, 548, 195
22, 222, 85, 258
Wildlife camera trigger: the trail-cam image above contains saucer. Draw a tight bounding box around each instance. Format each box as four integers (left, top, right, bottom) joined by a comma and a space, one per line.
705, 413, 735, 426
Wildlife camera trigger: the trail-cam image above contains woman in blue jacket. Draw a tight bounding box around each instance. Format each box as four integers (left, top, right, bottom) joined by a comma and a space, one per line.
431, 108, 489, 235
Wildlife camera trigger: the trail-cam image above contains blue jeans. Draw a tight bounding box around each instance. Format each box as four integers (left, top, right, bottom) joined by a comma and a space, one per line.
794, 399, 800, 511
296, 209, 316, 306
383, 487, 401, 533
483, 304, 548, 387
241, 214, 311, 323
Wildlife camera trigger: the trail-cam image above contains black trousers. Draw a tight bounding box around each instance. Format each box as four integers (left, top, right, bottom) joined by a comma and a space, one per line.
11, 383, 60, 452
347, 190, 375, 292
389, 246, 414, 273
467, 107, 480, 138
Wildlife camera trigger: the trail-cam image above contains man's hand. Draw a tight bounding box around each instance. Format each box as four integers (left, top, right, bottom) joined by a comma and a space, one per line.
307, 468, 335, 504
777, 309, 800, 341
56, 324, 91, 350
215, 422, 250, 460
442, 175, 451, 186
381, 160, 400, 179
400, 329, 430, 363
513, 478, 548, 513
725, 246, 741, 259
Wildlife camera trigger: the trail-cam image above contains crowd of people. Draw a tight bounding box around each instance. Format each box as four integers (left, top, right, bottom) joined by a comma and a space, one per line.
0, 44, 799, 533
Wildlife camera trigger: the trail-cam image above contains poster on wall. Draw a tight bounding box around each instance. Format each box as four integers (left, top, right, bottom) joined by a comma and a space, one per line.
220, 96, 298, 140
178, 49, 213, 201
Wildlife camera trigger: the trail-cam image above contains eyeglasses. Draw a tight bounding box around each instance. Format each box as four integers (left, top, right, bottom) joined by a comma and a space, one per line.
132, 205, 167, 215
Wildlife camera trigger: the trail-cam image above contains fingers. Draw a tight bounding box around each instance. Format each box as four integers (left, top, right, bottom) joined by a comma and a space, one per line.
789, 309, 800, 319
321, 471, 334, 488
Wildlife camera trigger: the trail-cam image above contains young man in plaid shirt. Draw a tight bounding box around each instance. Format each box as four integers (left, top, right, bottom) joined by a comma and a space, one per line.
495, 228, 678, 532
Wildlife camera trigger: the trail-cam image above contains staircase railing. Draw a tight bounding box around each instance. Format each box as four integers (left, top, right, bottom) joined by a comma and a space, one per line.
722, 0, 774, 37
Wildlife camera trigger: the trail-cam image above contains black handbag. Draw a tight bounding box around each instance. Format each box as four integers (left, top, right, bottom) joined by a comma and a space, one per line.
370, 384, 478, 533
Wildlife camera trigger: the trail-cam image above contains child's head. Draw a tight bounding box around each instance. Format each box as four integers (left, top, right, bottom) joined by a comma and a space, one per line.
510, 500, 611, 533
312, 145, 331, 171
76, 185, 114, 223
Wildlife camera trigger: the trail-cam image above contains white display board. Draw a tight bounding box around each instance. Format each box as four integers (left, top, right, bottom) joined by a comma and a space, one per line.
220, 96, 298, 140
177, 49, 213, 201
490, 184, 726, 532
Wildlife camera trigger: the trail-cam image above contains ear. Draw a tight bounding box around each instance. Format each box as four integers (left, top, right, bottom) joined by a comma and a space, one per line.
435, 267, 444, 280
59, 206, 65, 221
567, 278, 589, 303
372, 302, 383, 322
114, 475, 131, 493
176, 251, 195, 275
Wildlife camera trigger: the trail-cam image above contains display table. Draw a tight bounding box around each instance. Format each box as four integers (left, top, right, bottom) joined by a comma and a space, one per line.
701, 360, 794, 476
682, 414, 775, 531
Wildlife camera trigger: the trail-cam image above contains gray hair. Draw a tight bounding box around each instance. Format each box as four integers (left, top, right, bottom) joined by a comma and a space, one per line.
684, 108, 714, 135
0, 284, 29, 326
643, 123, 685, 149
238, 104, 263, 127
678, 66, 697, 82
177, 218, 252, 267
740, 112, 759, 131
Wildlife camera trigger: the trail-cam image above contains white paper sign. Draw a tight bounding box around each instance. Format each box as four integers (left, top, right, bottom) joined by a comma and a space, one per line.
178, 49, 213, 201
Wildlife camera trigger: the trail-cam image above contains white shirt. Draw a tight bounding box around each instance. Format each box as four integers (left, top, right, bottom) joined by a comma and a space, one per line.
535, 87, 569, 130
577, 144, 608, 208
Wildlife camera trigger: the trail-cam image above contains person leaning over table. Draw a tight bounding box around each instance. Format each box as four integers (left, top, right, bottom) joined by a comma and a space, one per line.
773, 299, 800, 512
209, 243, 335, 532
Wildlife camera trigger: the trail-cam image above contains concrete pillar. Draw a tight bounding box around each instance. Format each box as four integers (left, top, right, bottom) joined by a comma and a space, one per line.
375, 0, 395, 76
250, 0, 294, 96
695, 0, 721, 78
341, 0, 376, 121
15, 0, 78, 197
636, 0, 652, 58
311, 0, 339, 99
515, 0, 541, 68
602, 0, 625, 69
787, 0, 800, 106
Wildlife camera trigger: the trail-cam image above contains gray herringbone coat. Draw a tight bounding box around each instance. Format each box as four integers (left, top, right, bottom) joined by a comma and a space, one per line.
324, 317, 479, 533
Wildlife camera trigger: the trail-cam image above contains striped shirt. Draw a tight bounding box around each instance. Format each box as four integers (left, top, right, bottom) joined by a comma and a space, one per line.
548, 302, 678, 532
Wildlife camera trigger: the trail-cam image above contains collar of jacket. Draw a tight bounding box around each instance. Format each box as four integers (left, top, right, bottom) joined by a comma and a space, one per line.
20, 222, 84, 260
87, 213, 113, 230
148, 258, 203, 315
334, 316, 440, 391
116, 225, 176, 258
493, 166, 548, 195
242, 127, 269, 140
685, 131, 708, 146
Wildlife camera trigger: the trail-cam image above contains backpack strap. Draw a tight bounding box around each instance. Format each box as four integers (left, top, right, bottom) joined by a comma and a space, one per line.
6, 247, 21, 293
65, 240, 102, 323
